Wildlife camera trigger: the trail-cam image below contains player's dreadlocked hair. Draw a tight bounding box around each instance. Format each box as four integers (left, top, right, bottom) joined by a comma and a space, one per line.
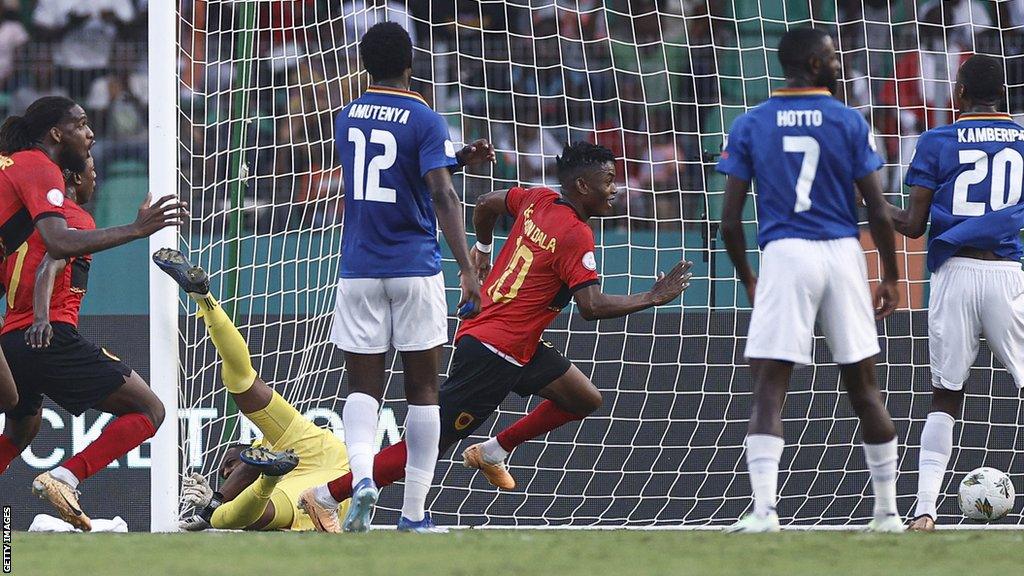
556, 141, 616, 185
360, 22, 413, 81
777, 27, 831, 77
0, 96, 78, 155
959, 54, 1004, 106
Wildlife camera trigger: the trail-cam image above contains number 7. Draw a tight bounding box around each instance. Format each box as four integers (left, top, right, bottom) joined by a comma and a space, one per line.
783, 135, 820, 213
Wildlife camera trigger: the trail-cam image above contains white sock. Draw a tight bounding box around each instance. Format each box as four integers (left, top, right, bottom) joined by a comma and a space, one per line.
746, 434, 784, 517
914, 411, 954, 519
342, 392, 380, 485
402, 404, 440, 522
863, 437, 899, 519
51, 466, 79, 489
480, 437, 509, 464
312, 484, 339, 509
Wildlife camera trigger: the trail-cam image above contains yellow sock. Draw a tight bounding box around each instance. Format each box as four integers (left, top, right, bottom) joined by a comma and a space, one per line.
190, 293, 257, 394
244, 392, 301, 447
210, 475, 281, 529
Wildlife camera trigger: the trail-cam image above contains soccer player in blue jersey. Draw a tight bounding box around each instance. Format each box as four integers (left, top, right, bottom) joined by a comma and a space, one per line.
297, 22, 493, 534
717, 27, 903, 533
887, 55, 1024, 532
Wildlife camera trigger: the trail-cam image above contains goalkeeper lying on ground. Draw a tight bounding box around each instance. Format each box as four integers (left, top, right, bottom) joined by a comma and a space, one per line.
153, 248, 350, 531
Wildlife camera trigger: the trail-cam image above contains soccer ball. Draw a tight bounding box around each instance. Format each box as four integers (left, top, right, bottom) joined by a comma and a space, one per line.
958, 467, 1015, 521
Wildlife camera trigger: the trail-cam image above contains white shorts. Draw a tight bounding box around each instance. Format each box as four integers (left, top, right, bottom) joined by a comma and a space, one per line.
329, 273, 448, 354
928, 257, 1024, 390
745, 237, 880, 365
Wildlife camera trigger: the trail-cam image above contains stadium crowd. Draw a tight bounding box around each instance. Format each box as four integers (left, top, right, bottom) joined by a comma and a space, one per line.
6, 1, 1024, 233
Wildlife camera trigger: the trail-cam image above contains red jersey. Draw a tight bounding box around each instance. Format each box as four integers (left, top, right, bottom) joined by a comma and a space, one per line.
457, 187, 599, 364
0, 149, 67, 256
1, 198, 94, 333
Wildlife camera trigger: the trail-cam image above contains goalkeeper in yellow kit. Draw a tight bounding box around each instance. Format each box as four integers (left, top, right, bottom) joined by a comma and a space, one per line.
153, 248, 350, 531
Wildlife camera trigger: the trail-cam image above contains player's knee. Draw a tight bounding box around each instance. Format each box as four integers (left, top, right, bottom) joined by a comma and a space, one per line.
574, 387, 603, 416
143, 398, 166, 430
0, 389, 17, 412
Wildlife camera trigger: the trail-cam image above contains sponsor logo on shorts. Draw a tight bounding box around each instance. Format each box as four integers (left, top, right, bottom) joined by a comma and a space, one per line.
454, 412, 475, 431
101, 348, 121, 362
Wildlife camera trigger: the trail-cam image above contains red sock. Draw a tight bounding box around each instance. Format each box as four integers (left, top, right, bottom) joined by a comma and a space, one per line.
328, 440, 408, 502
0, 435, 21, 474
62, 413, 156, 481
496, 400, 585, 451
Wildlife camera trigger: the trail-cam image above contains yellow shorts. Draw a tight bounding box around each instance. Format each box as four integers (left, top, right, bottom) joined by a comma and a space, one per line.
263, 412, 350, 530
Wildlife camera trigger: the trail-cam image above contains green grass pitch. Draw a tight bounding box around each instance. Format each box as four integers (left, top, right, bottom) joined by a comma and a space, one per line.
10, 529, 1024, 576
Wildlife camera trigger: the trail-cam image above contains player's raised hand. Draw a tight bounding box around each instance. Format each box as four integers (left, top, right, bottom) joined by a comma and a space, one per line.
470, 245, 491, 283
134, 192, 189, 237
26, 317, 53, 349
649, 260, 693, 306
457, 139, 496, 167
874, 277, 899, 320
457, 271, 482, 319
181, 472, 214, 509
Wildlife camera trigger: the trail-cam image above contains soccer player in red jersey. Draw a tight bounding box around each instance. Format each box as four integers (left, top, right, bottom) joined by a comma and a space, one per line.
299, 142, 692, 531
0, 157, 165, 532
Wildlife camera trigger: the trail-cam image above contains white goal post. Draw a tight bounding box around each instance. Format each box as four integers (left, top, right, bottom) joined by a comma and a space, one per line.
151, 0, 1024, 530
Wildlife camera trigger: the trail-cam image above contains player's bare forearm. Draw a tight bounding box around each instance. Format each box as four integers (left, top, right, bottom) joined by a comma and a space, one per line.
856, 172, 900, 282
36, 193, 187, 259
888, 185, 934, 239
472, 189, 510, 245
720, 176, 756, 287
574, 261, 692, 320
32, 256, 65, 321
574, 286, 654, 320
26, 256, 65, 348
36, 219, 142, 259
427, 169, 473, 272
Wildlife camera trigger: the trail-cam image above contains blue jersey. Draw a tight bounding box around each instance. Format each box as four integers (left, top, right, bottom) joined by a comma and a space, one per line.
717, 88, 883, 248
335, 86, 458, 278
905, 113, 1024, 272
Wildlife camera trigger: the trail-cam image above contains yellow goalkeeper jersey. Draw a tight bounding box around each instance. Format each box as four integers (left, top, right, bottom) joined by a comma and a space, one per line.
257, 412, 350, 530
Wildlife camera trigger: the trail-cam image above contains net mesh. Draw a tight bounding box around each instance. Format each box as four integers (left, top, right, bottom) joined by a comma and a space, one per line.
174, 0, 1023, 527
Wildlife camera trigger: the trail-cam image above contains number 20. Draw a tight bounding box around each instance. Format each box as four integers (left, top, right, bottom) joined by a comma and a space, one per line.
348, 127, 397, 203
952, 148, 1024, 216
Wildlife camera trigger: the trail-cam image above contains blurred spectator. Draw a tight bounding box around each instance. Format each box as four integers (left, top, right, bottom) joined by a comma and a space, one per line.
0, 2, 28, 92
7, 45, 68, 115
32, 0, 137, 102
918, 0, 992, 50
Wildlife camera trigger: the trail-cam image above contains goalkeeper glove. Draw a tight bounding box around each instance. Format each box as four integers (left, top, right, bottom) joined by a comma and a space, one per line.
181, 472, 213, 508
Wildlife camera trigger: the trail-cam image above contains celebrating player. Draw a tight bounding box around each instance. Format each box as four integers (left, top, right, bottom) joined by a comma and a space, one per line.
324, 22, 493, 533
152, 248, 352, 531
298, 141, 692, 532
717, 27, 903, 533
0, 97, 183, 415
0, 156, 168, 532
887, 55, 1024, 531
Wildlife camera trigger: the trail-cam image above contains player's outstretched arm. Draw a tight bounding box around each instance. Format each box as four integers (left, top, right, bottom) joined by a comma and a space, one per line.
426, 167, 481, 317
886, 185, 935, 239
25, 255, 66, 349
574, 260, 692, 321
35, 193, 188, 259
857, 170, 901, 319
720, 175, 757, 304
470, 189, 511, 281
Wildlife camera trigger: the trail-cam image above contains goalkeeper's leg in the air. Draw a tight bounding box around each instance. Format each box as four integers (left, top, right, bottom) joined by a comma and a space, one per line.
154, 248, 302, 530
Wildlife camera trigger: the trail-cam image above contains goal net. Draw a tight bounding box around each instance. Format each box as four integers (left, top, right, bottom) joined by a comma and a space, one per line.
166, 0, 1024, 529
